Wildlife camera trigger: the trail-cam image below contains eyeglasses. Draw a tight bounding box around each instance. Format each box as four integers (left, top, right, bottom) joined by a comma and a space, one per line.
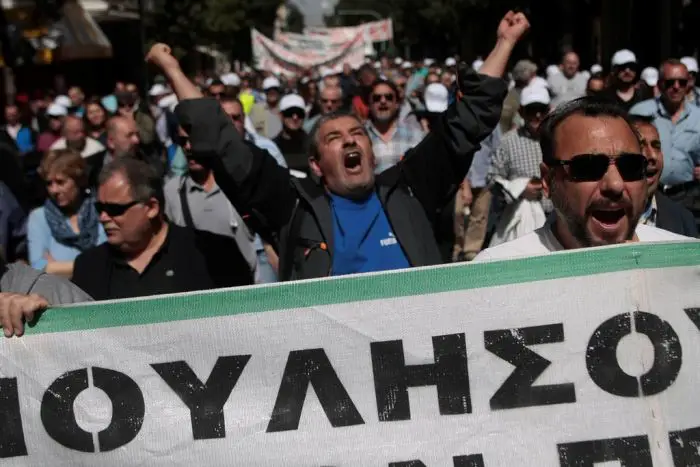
522, 103, 549, 115
662, 78, 689, 89
228, 113, 243, 122
282, 109, 305, 119
615, 62, 637, 71
95, 200, 140, 217
210, 92, 225, 99
550, 153, 648, 182
372, 93, 395, 103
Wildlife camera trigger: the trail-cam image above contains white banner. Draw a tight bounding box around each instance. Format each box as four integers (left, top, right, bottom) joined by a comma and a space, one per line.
305, 19, 394, 43
252, 28, 365, 76
1, 242, 700, 466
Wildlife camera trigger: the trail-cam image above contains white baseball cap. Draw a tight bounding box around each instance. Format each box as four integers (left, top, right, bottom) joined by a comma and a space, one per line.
394, 57, 403, 65
546, 65, 561, 77
520, 84, 551, 107
424, 83, 449, 113
373, 61, 381, 69
445, 57, 457, 67
221, 72, 241, 86
641, 67, 659, 87
401, 62, 413, 70
423, 58, 435, 67
262, 76, 281, 90
279, 94, 306, 113
611, 49, 637, 67
148, 83, 169, 97
320, 67, 334, 78
590, 64, 603, 74
54, 95, 72, 108
681, 56, 699, 73
472, 59, 484, 72
46, 103, 67, 117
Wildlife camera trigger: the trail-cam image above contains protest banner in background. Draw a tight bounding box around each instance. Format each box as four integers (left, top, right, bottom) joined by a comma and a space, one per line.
305, 19, 394, 43
252, 28, 365, 75
1, 242, 700, 466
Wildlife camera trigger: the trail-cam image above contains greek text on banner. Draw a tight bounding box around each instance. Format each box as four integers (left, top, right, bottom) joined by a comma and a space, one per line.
1, 241, 700, 466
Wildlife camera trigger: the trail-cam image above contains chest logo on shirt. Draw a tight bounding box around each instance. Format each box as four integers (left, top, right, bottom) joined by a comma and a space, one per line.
380, 232, 398, 247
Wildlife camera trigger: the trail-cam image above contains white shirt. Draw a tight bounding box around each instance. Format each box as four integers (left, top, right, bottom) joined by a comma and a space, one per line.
50, 137, 105, 159
473, 223, 696, 262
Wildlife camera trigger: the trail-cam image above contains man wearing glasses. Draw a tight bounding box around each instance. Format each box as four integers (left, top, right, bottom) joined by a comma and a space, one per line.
273, 94, 310, 175
602, 49, 648, 111
366, 79, 426, 174
630, 59, 700, 232
72, 157, 215, 300
474, 98, 695, 262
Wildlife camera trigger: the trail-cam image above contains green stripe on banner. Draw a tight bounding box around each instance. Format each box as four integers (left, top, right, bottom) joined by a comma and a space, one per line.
24, 241, 700, 335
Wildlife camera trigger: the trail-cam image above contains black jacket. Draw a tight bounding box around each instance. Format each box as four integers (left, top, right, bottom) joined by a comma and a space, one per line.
176, 70, 507, 281
656, 192, 698, 237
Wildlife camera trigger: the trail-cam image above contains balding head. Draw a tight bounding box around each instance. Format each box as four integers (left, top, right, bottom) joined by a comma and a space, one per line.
106, 116, 140, 157
562, 51, 580, 78
320, 86, 343, 115
62, 116, 86, 151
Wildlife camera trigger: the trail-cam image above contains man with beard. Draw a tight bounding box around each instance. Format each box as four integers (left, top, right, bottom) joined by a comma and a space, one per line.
366, 79, 426, 174
474, 98, 695, 262
273, 94, 310, 175
148, 9, 528, 280
50, 115, 105, 159
630, 59, 700, 231
602, 49, 649, 111
629, 115, 697, 236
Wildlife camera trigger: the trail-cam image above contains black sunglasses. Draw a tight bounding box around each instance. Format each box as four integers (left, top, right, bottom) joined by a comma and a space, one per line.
95, 200, 140, 217
550, 153, 648, 182
662, 78, 689, 89
615, 62, 637, 71
372, 93, 395, 103
228, 113, 243, 122
282, 109, 304, 119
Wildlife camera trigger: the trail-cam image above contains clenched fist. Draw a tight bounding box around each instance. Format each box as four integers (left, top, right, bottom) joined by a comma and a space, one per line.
0, 293, 49, 338
497, 11, 530, 44
145, 43, 180, 72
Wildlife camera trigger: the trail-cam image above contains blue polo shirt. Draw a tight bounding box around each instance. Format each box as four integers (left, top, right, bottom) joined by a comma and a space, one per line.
629, 98, 700, 186
329, 192, 410, 276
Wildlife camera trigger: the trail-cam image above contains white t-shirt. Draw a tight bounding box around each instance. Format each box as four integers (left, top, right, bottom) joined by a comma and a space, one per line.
473, 224, 696, 263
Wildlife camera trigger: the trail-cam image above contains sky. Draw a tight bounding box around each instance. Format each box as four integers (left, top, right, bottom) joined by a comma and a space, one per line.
290, 0, 333, 27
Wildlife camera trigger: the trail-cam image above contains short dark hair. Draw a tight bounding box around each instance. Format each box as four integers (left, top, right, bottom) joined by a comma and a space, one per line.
370, 79, 399, 98
98, 157, 164, 209
219, 94, 244, 109
539, 97, 637, 165
208, 79, 224, 87
627, 114, 655, 126
308, 110, 365, 161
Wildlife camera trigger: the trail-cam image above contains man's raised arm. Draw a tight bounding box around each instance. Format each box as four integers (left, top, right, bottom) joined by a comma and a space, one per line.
146, 44, 296, 236
400, 11, 529, 221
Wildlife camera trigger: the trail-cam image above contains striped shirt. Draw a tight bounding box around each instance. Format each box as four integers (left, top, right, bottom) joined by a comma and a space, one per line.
366, 120, 426, 174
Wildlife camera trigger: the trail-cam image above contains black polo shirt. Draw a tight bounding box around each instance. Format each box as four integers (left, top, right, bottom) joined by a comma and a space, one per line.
72, 224, 214, 301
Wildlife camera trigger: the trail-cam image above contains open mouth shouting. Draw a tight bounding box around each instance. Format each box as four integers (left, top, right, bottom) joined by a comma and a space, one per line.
590, 204, 628, 234
343, 149, 363, 174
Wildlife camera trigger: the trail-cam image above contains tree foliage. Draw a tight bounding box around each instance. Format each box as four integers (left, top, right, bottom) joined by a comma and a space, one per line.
144, 0, 303, 62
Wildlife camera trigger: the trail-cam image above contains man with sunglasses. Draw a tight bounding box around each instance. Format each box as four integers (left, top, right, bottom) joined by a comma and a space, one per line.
206, 79, 226, 100
601, 49, 648, 111
72, 157, 215, 300
273, 94, 310, 175
366, 79, 426, 174
474, 98, 694, 262
148, 10, 528, 280
630, 59, 700, 232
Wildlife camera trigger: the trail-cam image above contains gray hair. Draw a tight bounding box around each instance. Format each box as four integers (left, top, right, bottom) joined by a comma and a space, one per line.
98, 157, 164, 209
308, 110, 365, 161
512, 59, 538, 84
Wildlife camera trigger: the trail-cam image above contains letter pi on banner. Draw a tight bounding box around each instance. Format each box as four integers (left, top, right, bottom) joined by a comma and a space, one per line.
0, 241, 698, 465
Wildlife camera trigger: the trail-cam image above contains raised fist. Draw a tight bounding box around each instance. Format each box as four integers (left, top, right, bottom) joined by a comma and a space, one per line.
497, 11, 530, 44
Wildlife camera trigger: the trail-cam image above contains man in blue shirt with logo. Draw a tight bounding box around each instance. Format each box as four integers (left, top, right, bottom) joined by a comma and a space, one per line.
630, 58, 700, 230
149, 11, 529, 279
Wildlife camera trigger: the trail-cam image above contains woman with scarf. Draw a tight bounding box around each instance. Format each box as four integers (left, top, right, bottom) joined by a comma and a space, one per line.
27, 149, 106, 278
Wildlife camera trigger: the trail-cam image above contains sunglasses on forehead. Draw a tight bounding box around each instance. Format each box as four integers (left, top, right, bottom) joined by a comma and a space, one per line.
550, 153, 647, 182
95, 200, 141, 217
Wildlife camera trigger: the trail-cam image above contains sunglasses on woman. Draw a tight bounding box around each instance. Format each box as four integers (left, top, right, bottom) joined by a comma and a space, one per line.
549, 153, 647, 182
95, 200, 140, 217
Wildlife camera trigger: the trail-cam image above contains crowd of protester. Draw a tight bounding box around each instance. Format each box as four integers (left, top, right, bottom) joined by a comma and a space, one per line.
0, 10, 698, 337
